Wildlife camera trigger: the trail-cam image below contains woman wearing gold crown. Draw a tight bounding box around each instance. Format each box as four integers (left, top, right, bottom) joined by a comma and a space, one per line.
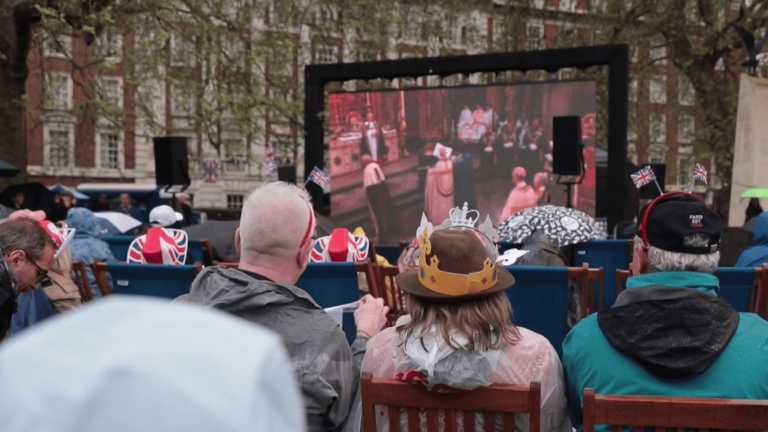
358, 215, 570, 432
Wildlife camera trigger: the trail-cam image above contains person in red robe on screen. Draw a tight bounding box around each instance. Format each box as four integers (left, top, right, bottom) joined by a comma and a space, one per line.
500, 167, 538, 221
424, 147, 455, 224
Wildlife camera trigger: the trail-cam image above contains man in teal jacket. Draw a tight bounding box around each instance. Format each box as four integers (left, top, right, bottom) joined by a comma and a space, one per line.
563, 192, 768, 430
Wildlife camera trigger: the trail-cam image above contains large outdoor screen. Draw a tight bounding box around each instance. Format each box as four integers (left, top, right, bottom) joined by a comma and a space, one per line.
326, 80, 597, 244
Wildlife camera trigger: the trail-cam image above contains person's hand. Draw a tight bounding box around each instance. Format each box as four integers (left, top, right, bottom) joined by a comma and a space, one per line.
354, 294, 389, 339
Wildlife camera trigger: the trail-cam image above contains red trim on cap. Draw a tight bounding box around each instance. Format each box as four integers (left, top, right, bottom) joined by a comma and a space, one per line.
299, 199, 315, 248
640, 191, 705, 248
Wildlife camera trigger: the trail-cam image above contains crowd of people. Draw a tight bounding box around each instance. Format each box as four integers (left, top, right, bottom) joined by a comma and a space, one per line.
0, 181, 767, 431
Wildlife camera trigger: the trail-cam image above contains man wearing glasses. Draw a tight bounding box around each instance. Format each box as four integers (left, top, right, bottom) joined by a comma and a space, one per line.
0, 218, 56, 341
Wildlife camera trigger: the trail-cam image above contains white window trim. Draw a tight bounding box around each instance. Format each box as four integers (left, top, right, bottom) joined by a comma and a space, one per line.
97, 26, 123, 61
43, 72, 73, 111
170, 34, 195, 67
678, 76, 695, 106
43, 120, 75, 170
95, 130, 124, 170
43, 29, 72, 59
314, 43, 337, 64
649, 113, 667, 144
649, 75, 667, 104
649, 37, 667, 65
629, 78, 638, 102
171, 82, 194, 117
678, 115, 695, 144
526, 22, 544, 51
99, 76, 124, 108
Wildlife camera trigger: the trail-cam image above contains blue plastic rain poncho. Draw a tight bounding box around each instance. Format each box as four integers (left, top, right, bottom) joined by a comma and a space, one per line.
735, 211, 768, 268
65, 208, 116, 297
0, 297, 304, 432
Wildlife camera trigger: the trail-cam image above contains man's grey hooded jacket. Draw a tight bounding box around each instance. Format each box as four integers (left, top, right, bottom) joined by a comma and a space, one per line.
177, 266, 366, 432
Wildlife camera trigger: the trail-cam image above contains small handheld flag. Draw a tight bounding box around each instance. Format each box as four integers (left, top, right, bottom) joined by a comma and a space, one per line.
693, 163, 707, 184
631, 166, 656, 188
631, 165, 664, 196
306, 166, 329, 189
265, 159, 278, 175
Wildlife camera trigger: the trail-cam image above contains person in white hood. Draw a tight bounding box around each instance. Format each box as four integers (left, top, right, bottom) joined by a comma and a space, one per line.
0, 297, 305, 432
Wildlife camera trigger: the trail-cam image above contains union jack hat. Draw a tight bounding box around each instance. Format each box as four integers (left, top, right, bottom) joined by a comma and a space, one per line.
309, 228, 370, 263
7, 210, 74, 259
127, 227, 189, 265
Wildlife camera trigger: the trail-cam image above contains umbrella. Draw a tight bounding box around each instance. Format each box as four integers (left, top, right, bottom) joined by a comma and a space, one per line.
498, 205, 608, 247
0, 182, 56, 216
48, 183, 90, 201
94, 211, 143, 235
183, 220, 240, 258
0, 160, 20, 177
741, 188, 768, 198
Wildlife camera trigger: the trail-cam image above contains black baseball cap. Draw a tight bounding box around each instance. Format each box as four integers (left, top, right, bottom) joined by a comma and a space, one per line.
637, 192, 721, 254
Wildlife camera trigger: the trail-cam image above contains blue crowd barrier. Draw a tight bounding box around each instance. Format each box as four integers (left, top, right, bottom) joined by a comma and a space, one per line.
573, 240, 631, 310
713, 267, 756, 313
297, 262, 360, 344
105, 263, 199, 299
103, 235, 207, 264
504, 266, 570, 357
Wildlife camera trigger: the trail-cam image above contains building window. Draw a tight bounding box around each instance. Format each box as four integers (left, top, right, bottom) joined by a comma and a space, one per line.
270, 40, 293, 76
678, 115, 694, 144
629, 78, 638, 102
47, 130, 70, 168
314, 44, 337, 64
224, 139, 246, 172
44, 73, 71, 110
101, 78, 121, 106
526, 23, 543, 51
649, 75, 667, 104
226, 194, 244, 209
97, 26, 122, 58
171, 83, 194, 117
44, 23, 71, 58
405, 19, 421, 41
359, 46, 379, 62
649, 113, 666, 143
316, 7, 333, 27
677, 153, 693, 185
171, 34, 195, 66
649, 36, 667, 64
99, 133, 120, 169
444, 15, 458, 45
678, 76, 695, 106
272, 0, 290, 25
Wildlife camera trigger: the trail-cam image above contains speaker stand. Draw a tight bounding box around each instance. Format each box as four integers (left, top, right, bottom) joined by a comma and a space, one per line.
555, 145, 585, 209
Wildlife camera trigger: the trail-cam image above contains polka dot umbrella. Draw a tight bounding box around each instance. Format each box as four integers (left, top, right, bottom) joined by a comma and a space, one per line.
498, 205, 607, 247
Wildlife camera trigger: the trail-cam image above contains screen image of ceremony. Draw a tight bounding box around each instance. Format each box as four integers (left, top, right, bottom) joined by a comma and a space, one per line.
326, 80, 597, 244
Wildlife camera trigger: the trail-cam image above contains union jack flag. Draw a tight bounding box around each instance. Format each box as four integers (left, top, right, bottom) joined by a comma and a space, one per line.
265, 159, 278, 174
309, 232, 370, 263
127, 228, 188, 265
308, 166, 329, 189
630, 166, 656, 189
203, 158, 220, 184
693, 163, 708, 184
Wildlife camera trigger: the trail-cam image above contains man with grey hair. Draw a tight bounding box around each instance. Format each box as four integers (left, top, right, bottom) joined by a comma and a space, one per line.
0, 218, 57, 341
178, 181, 389, 432
563, 192, 768, 428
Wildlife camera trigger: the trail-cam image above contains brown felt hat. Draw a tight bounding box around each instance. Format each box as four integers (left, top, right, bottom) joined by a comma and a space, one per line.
396, 228, 515, 301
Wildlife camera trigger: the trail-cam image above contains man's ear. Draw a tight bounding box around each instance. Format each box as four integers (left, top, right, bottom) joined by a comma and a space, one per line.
5, 250, 25, 270
234, 228, 241, 254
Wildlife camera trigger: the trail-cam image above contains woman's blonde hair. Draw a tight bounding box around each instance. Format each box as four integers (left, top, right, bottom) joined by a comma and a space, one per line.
51, 247, 72, 275
398, 292, 520, 352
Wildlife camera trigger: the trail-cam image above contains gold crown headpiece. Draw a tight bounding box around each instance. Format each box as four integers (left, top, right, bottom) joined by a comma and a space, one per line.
416, 227, 499, 296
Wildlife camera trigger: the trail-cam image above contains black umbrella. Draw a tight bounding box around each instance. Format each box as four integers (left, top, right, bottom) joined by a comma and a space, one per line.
0, 182, 56, 216
0, 160, 20, 178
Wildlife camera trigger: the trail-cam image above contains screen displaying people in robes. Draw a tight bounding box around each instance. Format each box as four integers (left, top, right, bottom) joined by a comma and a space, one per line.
327, 80, 596, 243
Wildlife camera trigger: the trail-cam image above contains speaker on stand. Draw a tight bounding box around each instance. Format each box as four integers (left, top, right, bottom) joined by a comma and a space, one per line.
552, 116, 583, 208
277, 166, 297, 185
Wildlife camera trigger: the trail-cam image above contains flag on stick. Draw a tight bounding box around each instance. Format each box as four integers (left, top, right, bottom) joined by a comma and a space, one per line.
693, 163, 708, 184
631, 166, 656, 188
306, 166, 329, 189
265, 159, 278, 174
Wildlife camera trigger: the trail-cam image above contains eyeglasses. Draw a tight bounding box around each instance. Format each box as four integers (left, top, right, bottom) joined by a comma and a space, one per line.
26, 255, 48, 282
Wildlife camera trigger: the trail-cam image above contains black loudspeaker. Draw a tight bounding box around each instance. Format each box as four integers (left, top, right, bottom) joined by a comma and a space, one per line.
638, 163, 666, 199
153, 137, 190, 186
552, 116, 582, 175
277, 166, 297, 185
